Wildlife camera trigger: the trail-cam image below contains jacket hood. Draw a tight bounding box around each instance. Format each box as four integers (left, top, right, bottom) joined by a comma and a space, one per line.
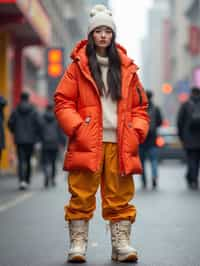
17, 101, 34, 114
70, 39, 139, 71
44, 111, 55, 122
190, 94, 200, 103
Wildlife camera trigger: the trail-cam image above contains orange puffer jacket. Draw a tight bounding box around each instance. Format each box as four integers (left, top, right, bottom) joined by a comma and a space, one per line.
54, 40, 150, 175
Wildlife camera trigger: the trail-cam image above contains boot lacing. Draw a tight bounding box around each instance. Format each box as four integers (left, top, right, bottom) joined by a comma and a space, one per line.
111, 222, 130, 247
70, 228, 88, 247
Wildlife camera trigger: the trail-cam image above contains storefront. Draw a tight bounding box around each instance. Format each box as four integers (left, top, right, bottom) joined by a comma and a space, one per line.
0, 0, 51, 170
186, 0, 200, 86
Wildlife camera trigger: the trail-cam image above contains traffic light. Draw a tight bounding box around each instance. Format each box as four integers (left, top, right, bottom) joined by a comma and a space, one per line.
46, 48, 65, 98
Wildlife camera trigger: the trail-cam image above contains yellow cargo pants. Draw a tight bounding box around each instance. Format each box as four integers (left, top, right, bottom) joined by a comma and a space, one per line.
65, 143, 136, 222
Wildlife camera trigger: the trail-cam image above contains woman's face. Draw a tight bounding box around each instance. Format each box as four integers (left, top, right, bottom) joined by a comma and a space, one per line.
93, 26, 113, 49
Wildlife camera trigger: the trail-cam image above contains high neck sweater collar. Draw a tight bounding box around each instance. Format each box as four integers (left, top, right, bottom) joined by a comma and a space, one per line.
96, 54, 109, 66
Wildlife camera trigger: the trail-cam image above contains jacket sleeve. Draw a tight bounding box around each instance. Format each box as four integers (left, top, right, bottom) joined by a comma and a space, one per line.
177, 103, 186, 141
156, 106, 163, 128
132, 74, 150, 143
8, 111, 16, 133
54, 62, 84, 137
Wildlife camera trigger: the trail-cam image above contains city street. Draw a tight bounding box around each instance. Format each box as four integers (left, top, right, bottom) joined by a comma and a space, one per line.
0, 161, 200, 266
1, 1, 200, 266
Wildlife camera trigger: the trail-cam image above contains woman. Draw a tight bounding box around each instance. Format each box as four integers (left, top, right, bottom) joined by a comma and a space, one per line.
54, 4, 149, 263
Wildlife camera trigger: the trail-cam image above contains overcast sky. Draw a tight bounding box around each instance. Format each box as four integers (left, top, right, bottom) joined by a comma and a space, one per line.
109, 0, 153, 65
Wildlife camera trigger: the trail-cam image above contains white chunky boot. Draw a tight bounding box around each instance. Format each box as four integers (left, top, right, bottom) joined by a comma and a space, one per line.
110, 220, 138, 262
67, 220, 89, 262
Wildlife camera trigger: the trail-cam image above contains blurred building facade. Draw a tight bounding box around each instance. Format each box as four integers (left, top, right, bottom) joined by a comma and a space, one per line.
0, 0, 97, 171
186, 0, 200, 88
165, 0, 200, 122
0, 0, 52, 170
141, 0, 170, 106
141, 0, 200, 125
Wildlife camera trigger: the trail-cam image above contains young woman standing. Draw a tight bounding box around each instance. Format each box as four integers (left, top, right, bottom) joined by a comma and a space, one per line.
54, 4, 149, 263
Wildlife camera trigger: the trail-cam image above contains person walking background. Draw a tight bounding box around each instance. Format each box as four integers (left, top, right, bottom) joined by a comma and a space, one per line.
139, 90, 163, 189
54, 4, 149, 263
39, 104, 63, 188
177, 87, 200, 190
0, 95, 7, 166
8, 92, 40, 190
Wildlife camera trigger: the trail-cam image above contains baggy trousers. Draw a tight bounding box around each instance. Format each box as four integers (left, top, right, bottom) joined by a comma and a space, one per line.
65, 143, 136, 222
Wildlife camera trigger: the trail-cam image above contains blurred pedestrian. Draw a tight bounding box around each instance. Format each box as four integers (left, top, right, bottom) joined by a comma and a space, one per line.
177, 87, 200, 190
139, 90, 163, 189
0, 95, 7, 164
54, 4, 149, 263
8, 92, 40, 190
39, 104, 62, 188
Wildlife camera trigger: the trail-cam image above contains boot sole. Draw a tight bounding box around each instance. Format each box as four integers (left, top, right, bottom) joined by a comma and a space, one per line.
112, 252, 138, 262
68, 254, 86, 263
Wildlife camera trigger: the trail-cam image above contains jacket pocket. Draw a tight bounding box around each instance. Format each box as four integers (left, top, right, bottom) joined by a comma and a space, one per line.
123, 121, 139, 155
72, 116, 98, 152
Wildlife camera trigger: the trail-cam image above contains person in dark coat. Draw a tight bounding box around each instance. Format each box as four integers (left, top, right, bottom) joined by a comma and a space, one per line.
40, 104, 63, 188
0, 96, 7, 164
8, 92, 40, 190
177, 87, 200, 189
139, 90, 163, 189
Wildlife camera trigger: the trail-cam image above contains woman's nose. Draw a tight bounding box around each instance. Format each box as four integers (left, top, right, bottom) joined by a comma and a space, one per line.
101, 31, 106, 37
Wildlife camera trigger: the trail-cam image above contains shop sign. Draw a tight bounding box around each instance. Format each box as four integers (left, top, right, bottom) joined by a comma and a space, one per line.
189, 25, 200, 55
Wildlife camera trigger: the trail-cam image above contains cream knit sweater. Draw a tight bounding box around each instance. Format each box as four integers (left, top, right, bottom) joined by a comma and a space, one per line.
96, 54, 117, 143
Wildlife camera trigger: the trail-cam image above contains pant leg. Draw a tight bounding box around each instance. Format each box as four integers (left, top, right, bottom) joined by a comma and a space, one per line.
42, 149, 50, 187
139, 146, 147, 187
186, 150, 199, 184
148, 146, 158, 178
24, 144, 34, 184
65, 162, 103, 221
16, 144, 26, 182
197, 150, 200, 179
50, 149, 58, 180
0, 150, 2, 170
101, 143, 136, 223
42, 149, 49, 178
185, 149, 192, 186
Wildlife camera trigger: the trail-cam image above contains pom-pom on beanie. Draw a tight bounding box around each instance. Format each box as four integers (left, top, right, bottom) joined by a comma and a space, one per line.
87, 4, 116, 35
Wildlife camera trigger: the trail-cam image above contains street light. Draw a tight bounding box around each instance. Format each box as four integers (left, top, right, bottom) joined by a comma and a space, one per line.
162, 83, 173, 94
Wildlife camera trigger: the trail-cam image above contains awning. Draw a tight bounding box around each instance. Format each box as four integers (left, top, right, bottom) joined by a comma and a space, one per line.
0, 0, 51, 46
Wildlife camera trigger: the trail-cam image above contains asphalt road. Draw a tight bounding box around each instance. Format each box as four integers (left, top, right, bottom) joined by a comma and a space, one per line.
0, 161, 200, 266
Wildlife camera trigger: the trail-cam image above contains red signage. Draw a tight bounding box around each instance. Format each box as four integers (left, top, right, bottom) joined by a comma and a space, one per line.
189, 25, 200, 55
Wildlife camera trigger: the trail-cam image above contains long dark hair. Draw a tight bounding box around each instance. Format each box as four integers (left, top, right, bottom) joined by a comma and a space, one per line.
86, 31, 122, 101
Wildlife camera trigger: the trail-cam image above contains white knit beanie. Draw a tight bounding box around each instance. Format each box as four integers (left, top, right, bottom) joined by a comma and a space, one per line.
87, 4, 116, 35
